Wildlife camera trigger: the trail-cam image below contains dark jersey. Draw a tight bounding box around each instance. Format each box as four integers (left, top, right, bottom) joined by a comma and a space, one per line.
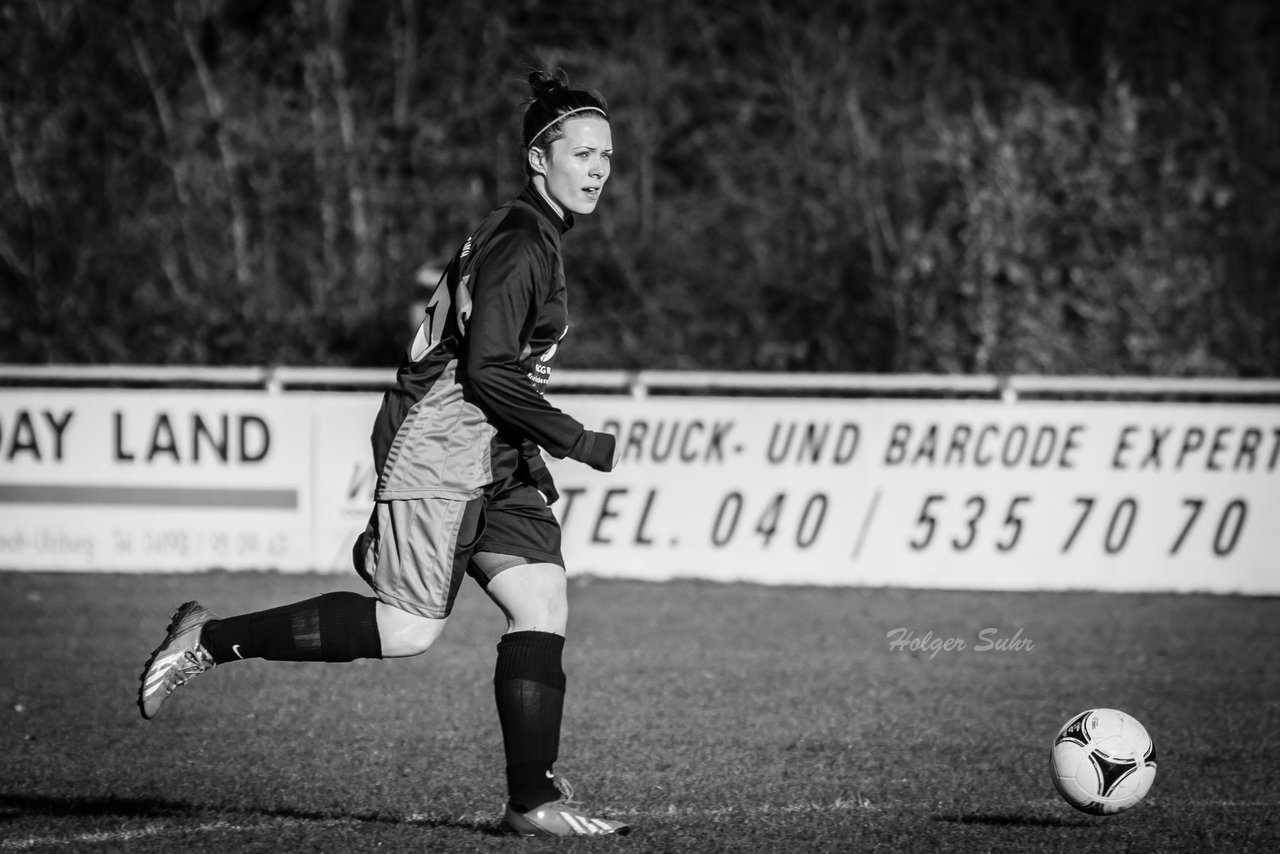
371, 183, 590, 500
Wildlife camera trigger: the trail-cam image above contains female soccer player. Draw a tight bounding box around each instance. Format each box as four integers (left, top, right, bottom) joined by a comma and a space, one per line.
138, 69, 628, 838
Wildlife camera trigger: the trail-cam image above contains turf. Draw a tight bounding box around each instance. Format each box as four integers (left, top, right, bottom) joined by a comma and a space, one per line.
1, 570, 1276, 853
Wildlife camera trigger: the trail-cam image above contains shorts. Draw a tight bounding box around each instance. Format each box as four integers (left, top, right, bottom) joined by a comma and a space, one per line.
352, 471, 564, 619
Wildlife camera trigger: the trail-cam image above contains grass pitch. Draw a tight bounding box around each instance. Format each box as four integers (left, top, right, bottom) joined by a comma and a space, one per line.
1, 570, 1276, 853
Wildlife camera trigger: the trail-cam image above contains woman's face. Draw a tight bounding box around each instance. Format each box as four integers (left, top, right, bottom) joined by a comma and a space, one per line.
531, 116, 612, 217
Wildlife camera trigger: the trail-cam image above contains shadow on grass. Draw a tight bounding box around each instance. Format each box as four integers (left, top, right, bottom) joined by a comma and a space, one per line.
933, 812, 1093, 828
0, 792, 503, 836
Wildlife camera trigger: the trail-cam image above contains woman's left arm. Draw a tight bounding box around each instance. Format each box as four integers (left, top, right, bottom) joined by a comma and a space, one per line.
462, 228, 614, 471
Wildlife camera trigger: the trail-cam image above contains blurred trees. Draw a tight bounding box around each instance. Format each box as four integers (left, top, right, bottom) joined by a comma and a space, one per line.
1, 0, 1277, 375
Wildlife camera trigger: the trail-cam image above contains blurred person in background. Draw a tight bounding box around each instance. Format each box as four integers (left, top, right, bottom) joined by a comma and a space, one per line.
137, 68, 628, 838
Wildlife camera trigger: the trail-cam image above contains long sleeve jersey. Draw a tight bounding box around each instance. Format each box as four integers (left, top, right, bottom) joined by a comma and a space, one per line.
370, 183, 603, 500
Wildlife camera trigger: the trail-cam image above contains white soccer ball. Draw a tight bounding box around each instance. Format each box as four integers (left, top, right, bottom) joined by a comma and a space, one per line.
1050, 708, 1157, 815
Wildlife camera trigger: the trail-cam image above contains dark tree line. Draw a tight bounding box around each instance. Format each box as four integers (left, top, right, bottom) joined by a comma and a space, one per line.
2, 0, 1277, 375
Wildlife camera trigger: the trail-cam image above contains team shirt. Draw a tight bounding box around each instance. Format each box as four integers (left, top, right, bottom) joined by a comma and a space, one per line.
371, 183, 592, 500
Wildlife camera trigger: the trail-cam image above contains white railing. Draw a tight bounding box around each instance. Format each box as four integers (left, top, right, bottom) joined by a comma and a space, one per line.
2, 364, 1279, 399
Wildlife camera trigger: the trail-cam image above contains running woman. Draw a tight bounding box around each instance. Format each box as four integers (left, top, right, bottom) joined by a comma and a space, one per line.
138, 69, 628, 838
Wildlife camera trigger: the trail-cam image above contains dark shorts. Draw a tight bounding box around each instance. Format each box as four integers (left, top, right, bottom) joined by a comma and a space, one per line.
353, 472, 564, 619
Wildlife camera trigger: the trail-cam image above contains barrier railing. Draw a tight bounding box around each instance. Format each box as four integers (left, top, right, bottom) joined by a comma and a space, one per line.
2, 364, 1276, 590
2, 364, 1278, 400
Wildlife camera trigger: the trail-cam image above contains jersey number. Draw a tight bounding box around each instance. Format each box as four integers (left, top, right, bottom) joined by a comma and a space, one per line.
409, 274, 471, 362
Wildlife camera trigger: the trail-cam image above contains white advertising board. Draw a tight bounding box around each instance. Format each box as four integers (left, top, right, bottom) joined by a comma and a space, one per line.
2, 388, 1276, 593
0, 390, 312, 571
543, 397, 1279, 594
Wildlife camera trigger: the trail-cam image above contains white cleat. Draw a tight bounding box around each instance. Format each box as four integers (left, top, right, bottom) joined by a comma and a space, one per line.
500, 777, 630, 837
137, 601, 216, 720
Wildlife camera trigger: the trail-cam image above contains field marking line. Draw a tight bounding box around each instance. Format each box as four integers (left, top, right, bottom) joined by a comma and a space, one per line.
851, 489, 882, 561
407, 796, 1280, 824
610, 799, 1280, 819
615, 798, 876, 818
0, 816, 357, 851
9, 798, 1278, 848
0, 821, 243, 851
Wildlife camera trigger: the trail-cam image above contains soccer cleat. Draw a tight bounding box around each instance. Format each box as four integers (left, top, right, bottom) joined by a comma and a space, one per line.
137, 601, 217, 720
500, 777, 630, 837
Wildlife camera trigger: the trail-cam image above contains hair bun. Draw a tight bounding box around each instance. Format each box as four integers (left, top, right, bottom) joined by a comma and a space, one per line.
520, 68, 608, 152
528, 68, 569, 100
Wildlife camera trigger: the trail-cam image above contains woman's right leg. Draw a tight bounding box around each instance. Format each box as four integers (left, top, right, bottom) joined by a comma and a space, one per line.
138, 594, 445, 719
140, 496, 469, 719
138, 591, 389, 719
197, 594, 448, 661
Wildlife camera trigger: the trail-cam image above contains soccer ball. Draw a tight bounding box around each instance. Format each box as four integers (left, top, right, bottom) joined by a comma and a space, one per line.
1050, 708, 1157, 815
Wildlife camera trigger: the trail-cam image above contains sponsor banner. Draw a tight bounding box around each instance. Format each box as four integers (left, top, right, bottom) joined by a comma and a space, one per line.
543, 397, 1279, 594
0, 391, 311, 571
2, 389, 1277, 593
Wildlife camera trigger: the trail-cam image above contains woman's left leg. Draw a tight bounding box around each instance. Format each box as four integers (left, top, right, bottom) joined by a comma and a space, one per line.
484, 559, 568, 634
482, 561, 569, 812
479, 558, 628, 836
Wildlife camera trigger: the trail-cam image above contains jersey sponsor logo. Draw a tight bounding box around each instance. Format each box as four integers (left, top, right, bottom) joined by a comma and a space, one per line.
526, 326, 567, 389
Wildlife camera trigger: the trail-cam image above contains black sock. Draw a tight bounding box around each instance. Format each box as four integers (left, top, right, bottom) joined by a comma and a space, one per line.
494, 630, 566, 811
200, 592, 383, 664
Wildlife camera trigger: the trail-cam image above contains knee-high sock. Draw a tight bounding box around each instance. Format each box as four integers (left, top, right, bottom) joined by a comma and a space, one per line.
494, 630, 566, 811
200, 592, 383, 664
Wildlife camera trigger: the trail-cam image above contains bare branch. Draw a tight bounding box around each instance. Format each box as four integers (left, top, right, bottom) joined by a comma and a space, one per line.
179, 5, 253, 291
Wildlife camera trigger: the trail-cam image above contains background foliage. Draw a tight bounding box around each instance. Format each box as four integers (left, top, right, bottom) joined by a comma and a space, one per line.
2, 0, 1277, 375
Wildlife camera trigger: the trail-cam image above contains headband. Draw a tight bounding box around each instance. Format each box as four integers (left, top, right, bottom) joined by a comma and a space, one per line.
527, 106, 607, 150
